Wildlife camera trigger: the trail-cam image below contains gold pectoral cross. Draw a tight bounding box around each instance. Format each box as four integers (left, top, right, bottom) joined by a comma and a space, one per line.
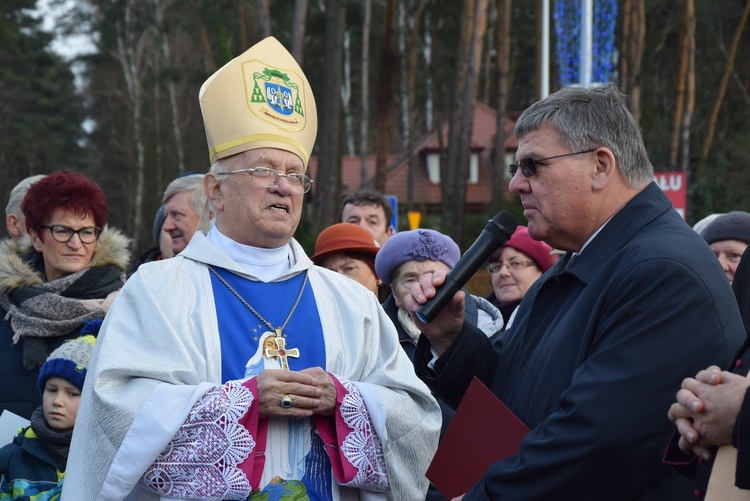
264, 329, 300, 370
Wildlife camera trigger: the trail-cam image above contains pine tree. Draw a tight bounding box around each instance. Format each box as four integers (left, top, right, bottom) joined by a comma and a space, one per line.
0, 0, 85, 192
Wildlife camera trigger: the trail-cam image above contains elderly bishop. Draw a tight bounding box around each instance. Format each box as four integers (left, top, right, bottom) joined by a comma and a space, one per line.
63, 37, 440, 500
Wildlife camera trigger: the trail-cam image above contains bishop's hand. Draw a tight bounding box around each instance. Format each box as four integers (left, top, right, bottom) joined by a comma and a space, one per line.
257, 369, 323, 418
300, 367, 337, 416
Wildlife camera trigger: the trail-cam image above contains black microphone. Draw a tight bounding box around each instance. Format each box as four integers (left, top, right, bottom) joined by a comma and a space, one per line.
416, 211, 518, 323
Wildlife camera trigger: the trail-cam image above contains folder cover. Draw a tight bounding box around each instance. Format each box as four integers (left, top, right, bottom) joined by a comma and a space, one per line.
426, 377, 530, 499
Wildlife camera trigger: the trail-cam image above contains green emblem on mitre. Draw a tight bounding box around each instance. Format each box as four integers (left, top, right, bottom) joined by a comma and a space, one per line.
250, 81, 265, 103
252, 67, 304, 118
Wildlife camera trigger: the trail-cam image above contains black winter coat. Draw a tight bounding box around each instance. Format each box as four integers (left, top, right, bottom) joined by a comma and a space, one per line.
0, 305, 41, 421
415, 183, 746, 500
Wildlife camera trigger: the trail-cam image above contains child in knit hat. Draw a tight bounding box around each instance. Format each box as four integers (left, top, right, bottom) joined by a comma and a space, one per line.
0, 333, 96, 499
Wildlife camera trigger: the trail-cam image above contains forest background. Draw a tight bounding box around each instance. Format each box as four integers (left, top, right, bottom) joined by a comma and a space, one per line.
2, 0, 749, 256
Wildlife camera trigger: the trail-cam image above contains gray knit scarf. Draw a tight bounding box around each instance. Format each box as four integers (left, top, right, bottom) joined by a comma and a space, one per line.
6, 264, 123, 369
30, 406, 72, 472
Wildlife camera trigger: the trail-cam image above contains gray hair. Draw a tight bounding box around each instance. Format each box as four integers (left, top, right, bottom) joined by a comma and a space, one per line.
514, 83, 653, 189
162, 173, 206, 210
6, 174, 46, 217
209, 157, 232, 176
162, 173, 211, 232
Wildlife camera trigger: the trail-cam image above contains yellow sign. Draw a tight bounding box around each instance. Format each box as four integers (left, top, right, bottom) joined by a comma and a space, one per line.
407, 211, 421, 230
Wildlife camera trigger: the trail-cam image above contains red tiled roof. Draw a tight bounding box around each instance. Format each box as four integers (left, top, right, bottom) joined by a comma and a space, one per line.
308, 102, 518, 209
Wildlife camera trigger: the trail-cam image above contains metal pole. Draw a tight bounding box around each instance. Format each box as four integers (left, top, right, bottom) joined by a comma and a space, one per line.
580, 0, 593, 87
541, 0, 550, 97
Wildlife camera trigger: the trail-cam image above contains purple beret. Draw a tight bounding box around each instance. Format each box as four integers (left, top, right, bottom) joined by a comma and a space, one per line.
375, 229, 460, 285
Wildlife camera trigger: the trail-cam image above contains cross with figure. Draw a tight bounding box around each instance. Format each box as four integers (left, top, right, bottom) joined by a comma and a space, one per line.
264, 328, 300, 370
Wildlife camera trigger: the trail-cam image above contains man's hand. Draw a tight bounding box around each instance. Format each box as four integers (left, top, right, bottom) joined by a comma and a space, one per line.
256, 369, 323, 418
300, 367, 337, 416
687, 369, 749, 447
668, 394, 711, 459
668, 366, 749, 458
401, 269, 466, 356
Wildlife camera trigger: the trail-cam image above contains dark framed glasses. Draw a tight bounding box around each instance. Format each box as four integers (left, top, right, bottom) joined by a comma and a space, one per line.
41, 225, 101, 244
509, 149, 596, 178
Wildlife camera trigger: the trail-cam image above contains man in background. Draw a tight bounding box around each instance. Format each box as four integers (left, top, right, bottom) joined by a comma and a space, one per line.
162, 172, 213, 255
5, 175, 46, 243
340, 189, 393, 246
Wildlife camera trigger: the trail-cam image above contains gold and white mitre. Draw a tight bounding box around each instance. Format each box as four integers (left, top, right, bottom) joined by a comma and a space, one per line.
199, 36, 318, 167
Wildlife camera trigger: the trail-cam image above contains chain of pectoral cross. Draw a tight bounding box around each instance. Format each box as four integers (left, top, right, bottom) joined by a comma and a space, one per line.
207, 266, 307, 370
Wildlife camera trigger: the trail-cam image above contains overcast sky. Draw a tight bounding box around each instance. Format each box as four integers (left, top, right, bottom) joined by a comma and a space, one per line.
34, 0, 96, 132
35, 0, 96, 61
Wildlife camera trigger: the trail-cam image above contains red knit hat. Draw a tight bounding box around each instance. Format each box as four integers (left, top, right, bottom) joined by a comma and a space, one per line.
311, 223, 380, 264
499, 226, 556, 272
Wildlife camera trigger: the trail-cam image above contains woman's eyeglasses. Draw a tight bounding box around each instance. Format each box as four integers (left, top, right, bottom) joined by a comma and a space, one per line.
509, 149, 596, 178
487, 259, 536, 273
41, 225, 101, 244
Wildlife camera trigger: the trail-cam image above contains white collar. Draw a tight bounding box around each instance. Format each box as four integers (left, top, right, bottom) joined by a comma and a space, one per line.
206, 224, 292, 282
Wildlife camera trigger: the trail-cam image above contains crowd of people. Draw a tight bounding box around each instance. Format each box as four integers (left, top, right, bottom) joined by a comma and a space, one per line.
1, 35, 750, 501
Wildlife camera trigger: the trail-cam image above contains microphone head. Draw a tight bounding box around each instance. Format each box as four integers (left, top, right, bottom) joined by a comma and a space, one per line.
485, 211, 518, 241
415, 211, 518, 324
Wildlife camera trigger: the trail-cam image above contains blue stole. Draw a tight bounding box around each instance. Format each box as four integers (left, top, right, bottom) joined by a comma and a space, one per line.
210, 268, 334, 500
209, 268, 326, 382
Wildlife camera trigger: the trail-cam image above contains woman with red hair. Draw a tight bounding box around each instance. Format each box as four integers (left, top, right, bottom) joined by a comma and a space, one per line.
0, 171, 131, 420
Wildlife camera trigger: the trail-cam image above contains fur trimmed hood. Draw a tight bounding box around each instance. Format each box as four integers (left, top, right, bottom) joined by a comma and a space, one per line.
0, 226, 131, 295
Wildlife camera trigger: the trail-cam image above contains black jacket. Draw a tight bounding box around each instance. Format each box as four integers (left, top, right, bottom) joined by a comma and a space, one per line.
415, 183, 745, 499
0, 302, 40, 420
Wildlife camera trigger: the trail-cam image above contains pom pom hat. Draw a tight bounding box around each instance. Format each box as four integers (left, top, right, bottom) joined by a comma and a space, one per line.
199, 36, 318, 167
375, 229, 460, 286
37, 335, 96, 394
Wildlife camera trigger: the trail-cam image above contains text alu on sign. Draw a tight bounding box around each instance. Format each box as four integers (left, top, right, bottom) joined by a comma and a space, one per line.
654, 173, 683, 192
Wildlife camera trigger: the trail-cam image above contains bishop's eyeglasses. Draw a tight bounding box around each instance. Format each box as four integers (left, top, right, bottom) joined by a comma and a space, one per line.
508, 149, 596, 178
217, 166, 313, 194
41, 225, 101, 244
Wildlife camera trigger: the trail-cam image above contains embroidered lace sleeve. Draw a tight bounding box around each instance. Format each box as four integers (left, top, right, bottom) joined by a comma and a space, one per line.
314, 375, 390, 492
139, 380, 256, 500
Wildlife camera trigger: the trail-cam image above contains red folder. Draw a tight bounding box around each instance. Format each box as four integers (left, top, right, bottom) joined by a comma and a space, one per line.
426, 377, 530, 499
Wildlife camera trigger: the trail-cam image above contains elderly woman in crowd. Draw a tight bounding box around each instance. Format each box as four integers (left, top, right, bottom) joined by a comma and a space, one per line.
311, 222, 388, 300
487, 225, 557, 328
374, 228, 503, 500
375, 228, 503, 358
700, 210, 750, 286
0, 171, 130, 420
